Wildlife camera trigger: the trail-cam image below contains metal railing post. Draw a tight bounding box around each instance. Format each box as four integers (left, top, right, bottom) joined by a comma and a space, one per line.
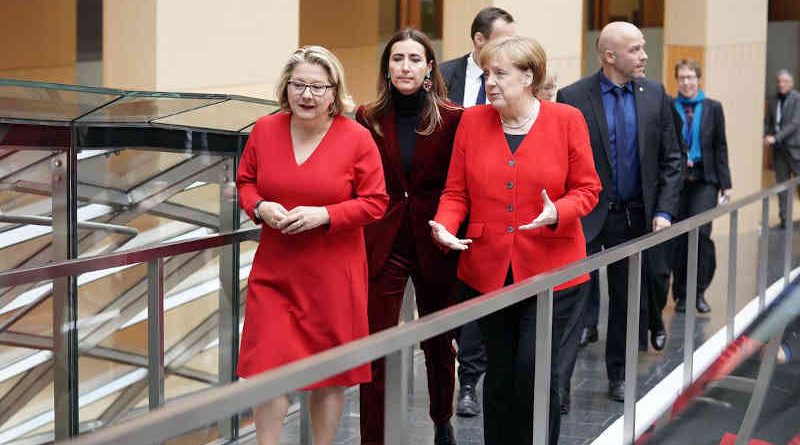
727, 210, 738, 343
532, 287, 553, 445
300, 394, 312, 445
623, 252, 642, 445
52, 140, 79, 440
384, 349, 410, 445
147, 259, 165, 410
218, 159, 240, 440
683, 228, 699, 387
757, 198, 770, 311
734, 331, 783, 445
784, 184, 794, 287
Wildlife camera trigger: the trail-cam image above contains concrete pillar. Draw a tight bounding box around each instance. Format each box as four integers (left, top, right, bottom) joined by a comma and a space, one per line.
441, 0, 584, 87
103, 0, 299, 98
665, 0, 768, 208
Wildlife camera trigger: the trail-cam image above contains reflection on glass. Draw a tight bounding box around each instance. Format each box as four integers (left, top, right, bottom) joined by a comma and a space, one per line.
0, 85, 120, 122
77, 96, 225, 123
153, 100, 279, 132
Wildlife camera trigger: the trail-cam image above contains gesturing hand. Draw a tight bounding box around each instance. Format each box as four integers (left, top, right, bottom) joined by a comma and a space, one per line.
519, 190, 558, 230
257, 201, 288, 229
277, 206, 330, 235
428, 220, 472, 251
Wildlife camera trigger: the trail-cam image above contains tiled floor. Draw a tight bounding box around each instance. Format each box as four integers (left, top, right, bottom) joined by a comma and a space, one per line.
270, 219, 800, 445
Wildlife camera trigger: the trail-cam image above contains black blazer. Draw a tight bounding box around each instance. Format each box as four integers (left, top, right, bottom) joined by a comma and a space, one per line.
439, 54, 469, 106
557, 71, 683, 243
672, 97, 732, 190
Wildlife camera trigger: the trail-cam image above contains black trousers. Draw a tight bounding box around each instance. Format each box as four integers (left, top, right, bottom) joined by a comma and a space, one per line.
774, 145, 800, 224
578, 205, 649, 382
465, 272, 587, 445
455, 316, 487, 387
646, 242, 671, 333
672, 179, 719, 301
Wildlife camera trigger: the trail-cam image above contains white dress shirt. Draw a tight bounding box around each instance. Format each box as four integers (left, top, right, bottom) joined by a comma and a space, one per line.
463, 53, 488, 108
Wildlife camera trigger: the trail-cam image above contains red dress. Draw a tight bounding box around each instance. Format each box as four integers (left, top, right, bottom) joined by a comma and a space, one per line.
236, 113, 388, 388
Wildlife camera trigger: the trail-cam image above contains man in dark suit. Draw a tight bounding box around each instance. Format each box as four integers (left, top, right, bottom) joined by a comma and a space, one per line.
557, 21, 683, 404
440, 7, 515, 107
765, 69, 800, 228
438, 6, 515, 418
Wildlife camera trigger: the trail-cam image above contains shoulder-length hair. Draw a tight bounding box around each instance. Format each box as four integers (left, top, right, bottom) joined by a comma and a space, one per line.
362, 28, 459, 136
275, 45, 355, 116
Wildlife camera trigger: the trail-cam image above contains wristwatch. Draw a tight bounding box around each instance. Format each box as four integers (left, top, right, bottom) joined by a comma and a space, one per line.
254, 200, 265, 223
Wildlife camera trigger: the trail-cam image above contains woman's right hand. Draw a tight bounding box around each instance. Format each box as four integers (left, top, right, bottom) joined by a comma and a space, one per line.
428, 220, 472, 251
257, 201, 288, 229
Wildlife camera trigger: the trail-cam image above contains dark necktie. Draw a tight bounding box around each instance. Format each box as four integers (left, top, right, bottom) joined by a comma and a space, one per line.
475, 73, 486, 105
612, 86, 635, 201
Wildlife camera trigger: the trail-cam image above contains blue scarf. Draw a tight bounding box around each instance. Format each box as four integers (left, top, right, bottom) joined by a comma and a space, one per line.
675, 91, 705, 163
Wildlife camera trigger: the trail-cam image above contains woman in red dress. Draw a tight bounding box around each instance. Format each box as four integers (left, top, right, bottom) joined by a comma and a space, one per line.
431, 36, 601, 445
236, 46, 388, 445
356, 29, 462, 445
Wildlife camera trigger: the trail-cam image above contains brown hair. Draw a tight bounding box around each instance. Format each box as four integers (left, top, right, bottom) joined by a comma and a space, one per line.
361, 28, 459, 136
479, 36, 547, 95
674, 59, 702, 79
470, 7, 515, 41
275, 45, 355, 116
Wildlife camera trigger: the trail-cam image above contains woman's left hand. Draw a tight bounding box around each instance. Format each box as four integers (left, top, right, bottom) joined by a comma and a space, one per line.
519, 190, 558, 230
277, 206, 330, 235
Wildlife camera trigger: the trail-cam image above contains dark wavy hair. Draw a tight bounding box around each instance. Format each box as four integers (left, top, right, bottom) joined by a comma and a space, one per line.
362, 28, 459, 136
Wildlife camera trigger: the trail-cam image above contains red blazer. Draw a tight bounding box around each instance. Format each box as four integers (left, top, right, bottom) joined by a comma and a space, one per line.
434, 102, 601, 293
356, 103, 463, 281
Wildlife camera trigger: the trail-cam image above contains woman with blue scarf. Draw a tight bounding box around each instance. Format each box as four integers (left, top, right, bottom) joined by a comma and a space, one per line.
671, 59, 732, 314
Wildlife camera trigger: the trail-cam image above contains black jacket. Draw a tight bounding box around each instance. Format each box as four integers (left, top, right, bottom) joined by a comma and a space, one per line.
439, 54, 469, 106
557, 71, 683, 242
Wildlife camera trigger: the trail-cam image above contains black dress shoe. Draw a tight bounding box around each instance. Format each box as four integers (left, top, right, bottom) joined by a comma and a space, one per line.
579, 326, 599, 347
609, 380, 625, 402
651, 330, 667, 351
455, 385, 480, 417
559, 387, 570, 415
434, 421, 457, 445
675, 298, 686, 313
696, 295, 711, 313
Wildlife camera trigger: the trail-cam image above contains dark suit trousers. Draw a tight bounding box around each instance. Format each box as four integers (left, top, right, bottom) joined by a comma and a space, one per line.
584, 206, 649, 382
465, 272, 586, 445
774, 145, 800, 224
671, 178, 718, 301
455, 291, 487, 387
359, 228, 456, 445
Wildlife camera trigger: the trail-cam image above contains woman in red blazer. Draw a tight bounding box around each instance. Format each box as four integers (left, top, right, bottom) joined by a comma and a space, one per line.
356, 29, 462, 445
431, 36, 601, 445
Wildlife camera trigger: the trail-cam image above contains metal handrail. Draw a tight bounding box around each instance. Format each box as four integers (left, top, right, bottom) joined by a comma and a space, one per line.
1, 176, 794, 445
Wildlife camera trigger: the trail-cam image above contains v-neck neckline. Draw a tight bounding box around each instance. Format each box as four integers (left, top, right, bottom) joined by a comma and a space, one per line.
289, 116, 336, 167
497, 101, 544, 157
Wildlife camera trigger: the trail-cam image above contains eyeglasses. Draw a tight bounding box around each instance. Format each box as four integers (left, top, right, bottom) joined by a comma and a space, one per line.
677, 75, 698, 82
288, 80, 334, 96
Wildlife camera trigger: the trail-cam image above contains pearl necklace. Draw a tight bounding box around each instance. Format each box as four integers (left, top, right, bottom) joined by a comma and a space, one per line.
500, 100, 540, 130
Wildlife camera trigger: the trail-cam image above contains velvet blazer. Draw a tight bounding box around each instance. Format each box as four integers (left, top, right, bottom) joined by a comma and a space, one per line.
434, 102, 601, 293
356, 102, 464, 281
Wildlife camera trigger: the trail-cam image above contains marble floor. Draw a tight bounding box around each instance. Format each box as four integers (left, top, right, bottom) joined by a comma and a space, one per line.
268, 219, 800, 445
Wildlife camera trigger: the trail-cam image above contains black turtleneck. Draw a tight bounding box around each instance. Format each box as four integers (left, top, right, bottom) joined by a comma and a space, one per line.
392, 88, 425, 175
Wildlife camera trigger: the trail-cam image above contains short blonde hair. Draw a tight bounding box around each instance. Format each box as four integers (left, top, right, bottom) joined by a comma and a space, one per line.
479, 36, 547, 95
275, 45, 355, 116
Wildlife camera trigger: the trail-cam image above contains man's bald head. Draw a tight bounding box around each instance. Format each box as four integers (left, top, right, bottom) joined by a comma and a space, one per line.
596, 21, 648, 84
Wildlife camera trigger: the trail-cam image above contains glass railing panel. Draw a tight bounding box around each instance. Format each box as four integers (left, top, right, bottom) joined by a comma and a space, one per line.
76, 96, 225, 124
166, 183, 220, 216
0, 85, 121, 123
78, 150, 192, 191
151, 99, 278, 132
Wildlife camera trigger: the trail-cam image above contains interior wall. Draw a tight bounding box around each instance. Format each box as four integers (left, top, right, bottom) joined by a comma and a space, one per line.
0, 0, 77, 83
300, 0, 381, 105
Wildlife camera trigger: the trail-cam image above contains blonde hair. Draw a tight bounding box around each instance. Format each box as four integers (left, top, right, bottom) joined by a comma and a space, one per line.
479, 36, 547, 95
275, 45, 355, 116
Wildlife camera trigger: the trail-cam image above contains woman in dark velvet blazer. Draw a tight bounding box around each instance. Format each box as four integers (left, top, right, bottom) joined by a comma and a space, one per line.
355, 28, 462, 445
